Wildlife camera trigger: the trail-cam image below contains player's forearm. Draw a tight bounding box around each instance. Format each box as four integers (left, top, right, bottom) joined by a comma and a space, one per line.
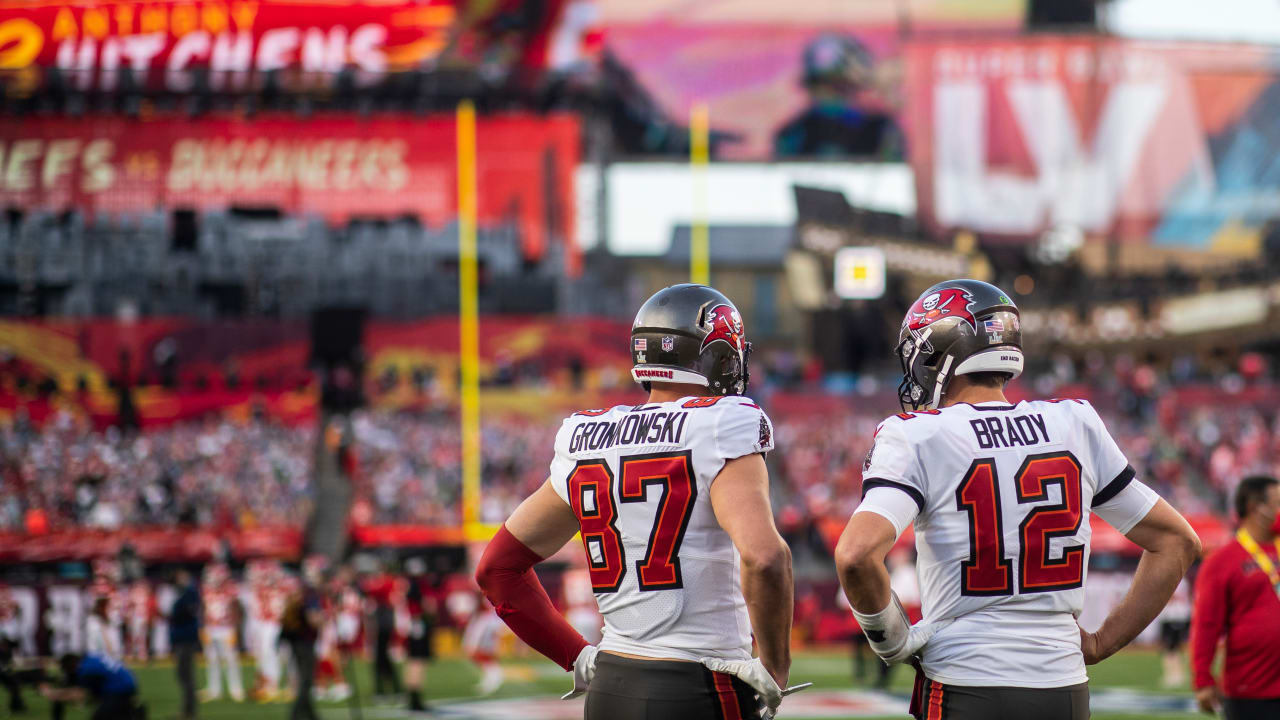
1095, 544, 1194, 660
476, 525, 589, 671
741, 541, 793, 680
837, 553, 892, 615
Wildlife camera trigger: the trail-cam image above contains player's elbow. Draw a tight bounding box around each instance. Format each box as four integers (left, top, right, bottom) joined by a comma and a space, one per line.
1174, 525, 1202, 566
834, 534, 882, 581
740, 539, 791, 580
473, 550, 500, 597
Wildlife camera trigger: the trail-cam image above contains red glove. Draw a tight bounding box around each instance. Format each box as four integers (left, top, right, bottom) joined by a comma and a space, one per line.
475, 524, 589, 671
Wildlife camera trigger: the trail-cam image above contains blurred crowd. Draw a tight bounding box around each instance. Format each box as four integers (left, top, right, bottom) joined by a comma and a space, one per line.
0, 409, 555, 533
0, 401, 1268, 538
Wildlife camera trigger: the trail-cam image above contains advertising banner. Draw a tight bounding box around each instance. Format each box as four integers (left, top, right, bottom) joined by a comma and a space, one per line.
904, 36, 1280, 250
0, 1, 455, 83
0, 0, 601, 91
0, 112, 579, 261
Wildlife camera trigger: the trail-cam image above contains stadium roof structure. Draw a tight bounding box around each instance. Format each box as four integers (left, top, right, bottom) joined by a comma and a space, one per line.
663, 225, 793, 268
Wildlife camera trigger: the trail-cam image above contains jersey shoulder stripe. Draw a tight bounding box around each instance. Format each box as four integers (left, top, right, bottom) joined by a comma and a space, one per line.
862, 477, 925, 511
1092, 465, 1136, 506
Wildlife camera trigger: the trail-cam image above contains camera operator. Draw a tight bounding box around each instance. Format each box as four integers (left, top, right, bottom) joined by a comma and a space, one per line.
40, 652, 144, 720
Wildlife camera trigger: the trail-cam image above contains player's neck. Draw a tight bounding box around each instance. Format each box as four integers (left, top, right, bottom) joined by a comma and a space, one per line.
647, 383, 710, 404
939, 384, 1009, 408
1242, 516, 1277, 545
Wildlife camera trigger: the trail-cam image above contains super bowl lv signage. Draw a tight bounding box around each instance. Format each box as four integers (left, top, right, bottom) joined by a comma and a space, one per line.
904, 37, 1280, 249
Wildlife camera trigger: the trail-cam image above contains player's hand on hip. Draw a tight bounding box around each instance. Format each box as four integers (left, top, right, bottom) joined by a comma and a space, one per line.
700, 656, 783, 719
560, 645, 599, 700
1077, 624, 1105, 665
881, 619, 949, 665
1194, 686, 1221, 715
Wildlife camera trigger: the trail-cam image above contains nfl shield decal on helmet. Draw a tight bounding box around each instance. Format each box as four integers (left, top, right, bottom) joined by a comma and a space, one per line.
661, 336, 675, 352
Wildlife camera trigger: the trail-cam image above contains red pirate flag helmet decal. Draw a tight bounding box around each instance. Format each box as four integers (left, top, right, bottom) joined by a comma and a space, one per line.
700, 304, 745, 353
905, 287, 977, 332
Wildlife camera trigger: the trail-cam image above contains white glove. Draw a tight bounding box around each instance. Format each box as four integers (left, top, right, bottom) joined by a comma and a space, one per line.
852, 592, 948, 665
561, 645, 599, 700
699, 656, 783, 719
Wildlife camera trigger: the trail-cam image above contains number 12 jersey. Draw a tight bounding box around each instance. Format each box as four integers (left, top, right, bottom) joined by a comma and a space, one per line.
548, 396, 775, 663
856, 399, 1160, 688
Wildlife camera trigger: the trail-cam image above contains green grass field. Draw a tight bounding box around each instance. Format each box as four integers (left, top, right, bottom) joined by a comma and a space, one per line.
10, 647, 1201, 719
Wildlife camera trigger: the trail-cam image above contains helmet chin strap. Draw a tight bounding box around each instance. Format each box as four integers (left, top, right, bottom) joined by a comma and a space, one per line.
929, 354, 954, 409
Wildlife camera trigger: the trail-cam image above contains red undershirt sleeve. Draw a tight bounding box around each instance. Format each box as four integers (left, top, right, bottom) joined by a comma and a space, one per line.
475, 524, 590, 672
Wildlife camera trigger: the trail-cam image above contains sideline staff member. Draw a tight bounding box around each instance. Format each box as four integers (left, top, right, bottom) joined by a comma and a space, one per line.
40, 652, 143, 720
1191, 476, 1280, 718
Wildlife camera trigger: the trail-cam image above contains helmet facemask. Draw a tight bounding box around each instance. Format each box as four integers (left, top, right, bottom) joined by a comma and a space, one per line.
896, 327, 945, 411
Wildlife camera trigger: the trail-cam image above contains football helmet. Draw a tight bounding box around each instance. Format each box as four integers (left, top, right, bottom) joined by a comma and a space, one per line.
631, 284, 751, 396
896, 279, 1023, 410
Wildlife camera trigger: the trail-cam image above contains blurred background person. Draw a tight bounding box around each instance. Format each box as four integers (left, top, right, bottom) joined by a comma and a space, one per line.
84, 597, 121, 661
1158, 578, 1192, 689
249, 560, 289, 702
200, 563, 244, 702
402, 557, 437, 712
461, 595, 506, 696
0, 636, 27, 714
774, 33, 900, 158
168, 567, 201, 720
281, 558, 325, 720
1191, 476, 1280, 719
41, 652, 143, 720
361, 561, 402, 700
124, 578, 154, 663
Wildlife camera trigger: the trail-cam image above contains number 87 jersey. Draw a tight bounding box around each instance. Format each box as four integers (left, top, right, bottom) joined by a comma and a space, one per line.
856, 399, 1161, 688
548, 396, 775, 663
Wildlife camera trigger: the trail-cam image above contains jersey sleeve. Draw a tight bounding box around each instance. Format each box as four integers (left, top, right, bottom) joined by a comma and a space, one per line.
546, 417, 577, 505
713, 399, 775, 462
1093, 479, 1160, 534
859, 418, 925, 512
854, 486, 920, 539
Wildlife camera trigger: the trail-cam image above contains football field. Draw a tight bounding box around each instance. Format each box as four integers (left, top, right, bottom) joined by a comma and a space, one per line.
14, 648, 1202, 719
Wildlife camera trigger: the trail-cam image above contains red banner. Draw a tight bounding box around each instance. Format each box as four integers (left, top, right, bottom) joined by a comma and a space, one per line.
0, 112, 580, 263
0, 526, 304, 562
0, 1, 456, 83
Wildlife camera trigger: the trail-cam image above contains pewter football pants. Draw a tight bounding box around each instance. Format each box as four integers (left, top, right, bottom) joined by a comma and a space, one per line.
915, 678, 1090, 720
585, 653, 760, 720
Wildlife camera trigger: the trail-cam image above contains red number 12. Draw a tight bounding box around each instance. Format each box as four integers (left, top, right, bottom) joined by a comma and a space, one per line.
956, 451, 1084, 597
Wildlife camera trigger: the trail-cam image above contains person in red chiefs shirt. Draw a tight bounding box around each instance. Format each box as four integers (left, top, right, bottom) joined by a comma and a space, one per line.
1191, 476, 1280, 719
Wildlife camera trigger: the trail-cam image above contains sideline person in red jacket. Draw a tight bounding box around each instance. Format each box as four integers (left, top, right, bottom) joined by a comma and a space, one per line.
1191, 476, 1280, 719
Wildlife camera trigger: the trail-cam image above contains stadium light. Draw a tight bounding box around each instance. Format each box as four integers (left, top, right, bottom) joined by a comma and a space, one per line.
833, 246, 886, 300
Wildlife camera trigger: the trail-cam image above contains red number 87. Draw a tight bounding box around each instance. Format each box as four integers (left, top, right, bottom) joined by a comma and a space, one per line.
567, 451, 697, 593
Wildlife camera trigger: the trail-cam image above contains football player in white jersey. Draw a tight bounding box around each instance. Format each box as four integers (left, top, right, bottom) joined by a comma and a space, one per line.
476, 284, 794, 719
835, 279, 1201, 720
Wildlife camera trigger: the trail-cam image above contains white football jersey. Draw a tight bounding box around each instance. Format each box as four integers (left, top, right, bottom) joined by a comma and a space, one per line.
856, 399, 1159, 688
549, 396, 775, 662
